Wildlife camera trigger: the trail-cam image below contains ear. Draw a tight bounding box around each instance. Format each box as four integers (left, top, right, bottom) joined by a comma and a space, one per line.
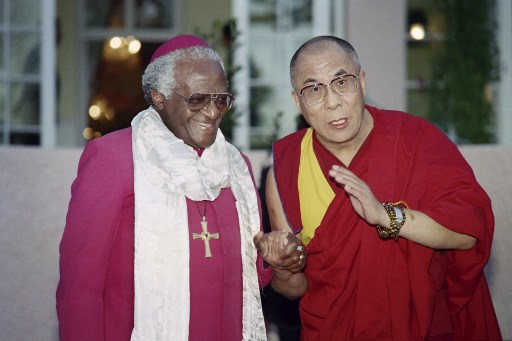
291, 90, 302, 113
359, 70, 367, 98
151, 89, 165, 111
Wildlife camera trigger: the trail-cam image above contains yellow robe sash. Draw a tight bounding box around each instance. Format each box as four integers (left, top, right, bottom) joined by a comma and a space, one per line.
298, 128, 335, 245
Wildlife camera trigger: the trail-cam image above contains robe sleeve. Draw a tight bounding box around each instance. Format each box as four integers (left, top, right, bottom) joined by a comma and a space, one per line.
399, 119, 500, 339
56, 139, 128, 340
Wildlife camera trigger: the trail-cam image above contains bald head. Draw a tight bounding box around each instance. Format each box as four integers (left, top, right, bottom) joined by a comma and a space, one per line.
289, 36, 361, 90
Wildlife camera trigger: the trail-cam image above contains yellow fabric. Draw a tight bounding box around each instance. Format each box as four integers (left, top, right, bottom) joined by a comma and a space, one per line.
298, 128, 335, 245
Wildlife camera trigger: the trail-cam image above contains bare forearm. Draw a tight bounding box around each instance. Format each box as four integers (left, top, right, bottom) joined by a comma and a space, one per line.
270, 269, 308, 299
328, 166, 477, 251
390, 210, 477, 250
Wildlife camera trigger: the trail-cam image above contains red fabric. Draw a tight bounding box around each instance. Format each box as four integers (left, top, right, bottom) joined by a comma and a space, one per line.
56, 127, 271, 340
272, 105, 501, 341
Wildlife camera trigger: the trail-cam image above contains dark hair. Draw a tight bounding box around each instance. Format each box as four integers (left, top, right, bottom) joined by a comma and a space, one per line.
289, 36, 361, 90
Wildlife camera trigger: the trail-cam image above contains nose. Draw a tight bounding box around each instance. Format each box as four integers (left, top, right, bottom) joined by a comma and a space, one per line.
324, 85, 342, 110
200, 100, 221, 120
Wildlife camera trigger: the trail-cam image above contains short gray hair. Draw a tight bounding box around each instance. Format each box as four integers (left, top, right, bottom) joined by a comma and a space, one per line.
141, 45, 225, 107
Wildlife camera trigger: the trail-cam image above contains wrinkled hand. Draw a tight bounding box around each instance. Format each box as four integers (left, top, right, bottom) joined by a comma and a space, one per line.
328, 165, 386, 225
254, 230, 306, 273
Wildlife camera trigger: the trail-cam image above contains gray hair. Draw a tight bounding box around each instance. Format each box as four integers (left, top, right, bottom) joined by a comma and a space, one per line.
141, 45, 225, 107
289, 36, 361, 90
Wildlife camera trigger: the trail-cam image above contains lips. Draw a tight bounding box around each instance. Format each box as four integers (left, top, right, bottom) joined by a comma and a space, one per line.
197, 121, 214, 129
330, 118, 347, 127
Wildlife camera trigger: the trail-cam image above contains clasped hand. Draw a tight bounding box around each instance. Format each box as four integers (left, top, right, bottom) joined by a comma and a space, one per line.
253, 230, 306, 274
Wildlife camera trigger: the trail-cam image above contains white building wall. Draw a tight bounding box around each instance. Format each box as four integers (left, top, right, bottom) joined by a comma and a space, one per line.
344, 0, 406, 111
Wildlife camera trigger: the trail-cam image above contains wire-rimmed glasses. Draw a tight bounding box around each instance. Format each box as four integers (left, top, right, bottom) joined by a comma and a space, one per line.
298, 75, 359, 106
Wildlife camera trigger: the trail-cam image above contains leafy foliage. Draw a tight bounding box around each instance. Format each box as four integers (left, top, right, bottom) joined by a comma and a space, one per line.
429, 0, 499, 143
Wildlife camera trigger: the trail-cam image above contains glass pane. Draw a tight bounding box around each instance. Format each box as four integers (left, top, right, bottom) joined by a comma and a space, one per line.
85, 0, 125, 28
250, 0, 276, 27
0, 36, 3, 72
86, 40, 158, 138
10, 82, 40, 125
135, 0, 174, 28
250, 0, 313, 30
10, 0, 40, 25
0, 82, 4, 123
250, 85, 298, 149
250, 86, 273, 127
407, 88, 429, 119
288, 0, 312, 29
10, 32, 40, 75
407, 40, 443, 82
408, 0, 446, 39
10, 132, 40, 145
250, 38, 279, 80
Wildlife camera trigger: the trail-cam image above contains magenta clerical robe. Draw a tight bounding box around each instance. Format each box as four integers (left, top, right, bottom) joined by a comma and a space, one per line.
56, 127, 272, 340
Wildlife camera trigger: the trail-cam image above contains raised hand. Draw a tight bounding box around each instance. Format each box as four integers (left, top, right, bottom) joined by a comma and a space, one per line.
328, 165, 386, 226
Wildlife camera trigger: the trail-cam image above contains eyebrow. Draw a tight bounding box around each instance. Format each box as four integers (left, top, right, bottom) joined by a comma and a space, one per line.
301, 69, 350, 86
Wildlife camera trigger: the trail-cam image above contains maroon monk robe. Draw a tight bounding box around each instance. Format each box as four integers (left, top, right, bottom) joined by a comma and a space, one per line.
57, 127, 272, 340
272, 105, 501, 340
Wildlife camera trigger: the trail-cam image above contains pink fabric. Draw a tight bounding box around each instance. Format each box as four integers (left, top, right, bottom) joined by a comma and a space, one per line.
150, 35, 209, 62
56, 127, 271, 340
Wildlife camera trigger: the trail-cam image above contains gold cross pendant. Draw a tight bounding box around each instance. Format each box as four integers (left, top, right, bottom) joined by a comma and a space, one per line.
192, 216, 219, 258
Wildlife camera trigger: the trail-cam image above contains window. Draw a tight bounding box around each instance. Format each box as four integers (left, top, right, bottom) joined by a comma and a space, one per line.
233, 0, 339, 150
0, 0, 56, 146
79, 0, 179, 140
406, 0, 445, 120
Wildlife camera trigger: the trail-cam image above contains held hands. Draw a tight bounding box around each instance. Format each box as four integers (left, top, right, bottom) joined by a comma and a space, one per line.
328, 165, 387, 226
253, 230, 306, 274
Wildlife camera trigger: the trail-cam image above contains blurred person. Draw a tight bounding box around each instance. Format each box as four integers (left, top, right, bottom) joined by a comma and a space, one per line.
263, 36, 501, 340
56, 34, 301, 340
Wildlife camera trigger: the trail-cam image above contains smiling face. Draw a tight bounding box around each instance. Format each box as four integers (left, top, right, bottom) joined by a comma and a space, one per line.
151, 58, 228, 148
291, 41, 372, 156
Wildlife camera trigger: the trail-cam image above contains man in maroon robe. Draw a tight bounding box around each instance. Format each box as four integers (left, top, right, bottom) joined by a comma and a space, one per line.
265, 36, 502, 340
56, 35, 303, 340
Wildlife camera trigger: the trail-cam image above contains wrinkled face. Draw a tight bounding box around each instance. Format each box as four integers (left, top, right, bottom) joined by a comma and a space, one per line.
151, 58, 228, 148
291, 42, 369, 152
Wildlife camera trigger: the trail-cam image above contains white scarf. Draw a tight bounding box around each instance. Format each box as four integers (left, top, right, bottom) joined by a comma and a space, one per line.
130, 107, 266, 340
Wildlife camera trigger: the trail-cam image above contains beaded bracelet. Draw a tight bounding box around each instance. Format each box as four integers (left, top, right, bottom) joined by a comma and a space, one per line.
376, 201, 411, 240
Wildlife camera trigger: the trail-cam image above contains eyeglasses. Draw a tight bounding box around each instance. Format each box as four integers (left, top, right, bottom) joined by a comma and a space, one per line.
174, 92, 235, 113
298, 75, 359, 106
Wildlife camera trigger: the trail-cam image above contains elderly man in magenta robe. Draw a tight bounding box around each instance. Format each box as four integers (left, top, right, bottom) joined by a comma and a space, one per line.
56, 35, 304, 340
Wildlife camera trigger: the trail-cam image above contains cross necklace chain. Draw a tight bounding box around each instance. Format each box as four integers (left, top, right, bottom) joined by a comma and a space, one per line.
192, 201, 219, 258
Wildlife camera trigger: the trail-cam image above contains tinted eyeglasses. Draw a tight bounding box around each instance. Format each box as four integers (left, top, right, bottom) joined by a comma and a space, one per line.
174, 92, 235, 113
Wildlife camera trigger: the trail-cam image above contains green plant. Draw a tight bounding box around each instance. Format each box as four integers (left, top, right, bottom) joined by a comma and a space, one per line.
429, 0, 499, 143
